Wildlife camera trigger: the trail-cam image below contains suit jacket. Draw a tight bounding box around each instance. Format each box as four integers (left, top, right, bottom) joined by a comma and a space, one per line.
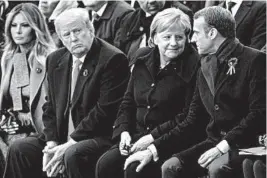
0, 51, 48, 133
151, 39, 266, 157
220, 1, 266, 50
42, 38, 129, 144
92, 1, 134, 46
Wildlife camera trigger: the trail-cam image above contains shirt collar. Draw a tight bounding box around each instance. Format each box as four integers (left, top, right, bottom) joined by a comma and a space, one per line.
226, 0, 243, 8
93, 2, 108, 17
72, 55, 86, 66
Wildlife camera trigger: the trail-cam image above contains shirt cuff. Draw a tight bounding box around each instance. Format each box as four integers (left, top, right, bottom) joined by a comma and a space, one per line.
147, 144, 159, 162
216, 140, 230, 154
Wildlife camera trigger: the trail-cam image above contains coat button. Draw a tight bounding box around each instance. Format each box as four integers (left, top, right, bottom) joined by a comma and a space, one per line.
214, 104, 219, 111
151, 83, 155, 87
220, 131, 227, 136
147, 105, 150, 109
147, 127, 150, 130
36, 68, 42, 73
139, 26, 144, 32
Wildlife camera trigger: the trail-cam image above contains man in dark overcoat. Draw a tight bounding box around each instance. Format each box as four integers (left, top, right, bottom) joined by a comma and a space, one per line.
3, 8, 129, 178
124, 6, 266, 178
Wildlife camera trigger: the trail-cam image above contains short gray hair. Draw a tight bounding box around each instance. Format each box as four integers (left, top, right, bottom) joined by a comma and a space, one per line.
54, 8, 95, 39
149, 8, 191, 47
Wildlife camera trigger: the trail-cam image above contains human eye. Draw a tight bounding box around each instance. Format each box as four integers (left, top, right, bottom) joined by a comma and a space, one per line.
62, 31, 70, 38
11, 23, 17, 27
73, 28, 81, 35
21, 23, 30, 28
162, 35, 171, 40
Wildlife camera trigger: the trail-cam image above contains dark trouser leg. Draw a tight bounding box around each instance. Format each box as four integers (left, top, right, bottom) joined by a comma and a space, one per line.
64, 137, 112, 178
3, 136, 45, 178
124, 160, 161, 178
253, 160, 266, 178
243, 158, 254, 178
96, 146, 125, 178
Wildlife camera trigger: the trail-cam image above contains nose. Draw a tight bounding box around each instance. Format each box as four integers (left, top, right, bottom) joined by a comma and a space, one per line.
70, 32, 78, 42
15, 25, 22, 34
169, 36, 178, 46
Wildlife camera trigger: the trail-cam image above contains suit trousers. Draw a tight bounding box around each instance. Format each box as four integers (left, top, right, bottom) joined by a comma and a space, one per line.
96, 146, 161, 178
3, 136, 112, 178
161, 139, 233, 178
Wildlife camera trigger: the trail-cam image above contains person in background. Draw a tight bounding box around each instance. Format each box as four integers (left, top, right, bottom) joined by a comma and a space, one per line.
115, 0, 193, 60
38, 0, 78, 47
82, 0, 134, 47
3, 8, 129, 178
96, 8, 204, 178
0, 2, 56, 177
218, 0, 266, 50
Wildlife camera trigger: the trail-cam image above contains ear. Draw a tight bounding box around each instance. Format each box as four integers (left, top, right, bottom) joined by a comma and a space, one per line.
208, 28, 218, 40
153, 33, 158, 45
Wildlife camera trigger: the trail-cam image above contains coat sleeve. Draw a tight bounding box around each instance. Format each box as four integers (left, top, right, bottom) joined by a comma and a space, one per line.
249, 3, 266, 50
42, 55, 58, 142
70, 53, 130, 141
224, 52, 266, 147
112, 71, 136, 142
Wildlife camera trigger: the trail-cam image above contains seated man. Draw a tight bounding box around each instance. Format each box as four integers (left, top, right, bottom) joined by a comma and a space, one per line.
124, 6, 266, 178
3, 8, 129, 178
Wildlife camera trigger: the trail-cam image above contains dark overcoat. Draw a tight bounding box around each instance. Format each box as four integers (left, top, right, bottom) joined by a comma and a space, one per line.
42, 38, 129, 144
112, 45, 202, 155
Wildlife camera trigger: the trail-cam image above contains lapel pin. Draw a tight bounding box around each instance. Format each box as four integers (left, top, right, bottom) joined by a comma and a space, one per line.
83, 69, 88, 76
226, 57, 238, 76
36, 68, 42, 73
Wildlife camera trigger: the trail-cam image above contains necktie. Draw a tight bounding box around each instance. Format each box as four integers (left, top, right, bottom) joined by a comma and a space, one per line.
71, 59, 82, 99
227, 1, 236, 13
68, 59, 82, 139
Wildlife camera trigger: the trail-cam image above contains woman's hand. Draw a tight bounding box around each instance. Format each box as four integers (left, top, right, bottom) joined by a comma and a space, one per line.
0, 112, 19, 134
119, 131, 132, 156
130, 134, 154, 153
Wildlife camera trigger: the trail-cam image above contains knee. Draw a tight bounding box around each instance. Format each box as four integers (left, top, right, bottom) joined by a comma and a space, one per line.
253, 160, 265, 172
208, 160, 224, 177
243, 158, 253, 170
64, 145, 78, 166
161, 157, 182, 178
8, 139, 27, 154
96, 151, 112, 177
124, 162, 139, 178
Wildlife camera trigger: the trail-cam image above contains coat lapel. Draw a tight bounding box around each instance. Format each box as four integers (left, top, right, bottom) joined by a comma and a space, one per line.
53, 51, 72, 113
235, 1, 252, 30
215, 42, 243, 94
30, 56, 46, 108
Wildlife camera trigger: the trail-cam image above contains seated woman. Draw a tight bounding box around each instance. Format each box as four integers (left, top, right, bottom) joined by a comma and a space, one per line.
96, 8, 204, 178
0, 2, 56, 167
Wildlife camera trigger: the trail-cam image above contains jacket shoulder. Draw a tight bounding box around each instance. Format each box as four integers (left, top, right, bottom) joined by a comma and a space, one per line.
129, 47, 153, 66
46, 47, 69, 67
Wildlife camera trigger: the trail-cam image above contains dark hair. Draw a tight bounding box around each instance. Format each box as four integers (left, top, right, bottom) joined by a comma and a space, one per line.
194, 6, 236, 38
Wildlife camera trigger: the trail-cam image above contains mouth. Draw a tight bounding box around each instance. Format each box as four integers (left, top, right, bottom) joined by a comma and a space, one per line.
14, 37, 23, 40
72, 44, 83, 50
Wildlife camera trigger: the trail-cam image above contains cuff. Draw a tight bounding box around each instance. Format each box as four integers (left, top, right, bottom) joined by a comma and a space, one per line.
147, 144, 159, 162
216, 140, 230, 154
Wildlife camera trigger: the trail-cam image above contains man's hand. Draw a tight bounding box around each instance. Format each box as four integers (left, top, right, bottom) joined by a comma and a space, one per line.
124, 149, 153, 172
46, 161, 65, 177
130, 134, 154, 153
198, 147, 222, 168
119, 131, 132, 156
43, 140, 75, 174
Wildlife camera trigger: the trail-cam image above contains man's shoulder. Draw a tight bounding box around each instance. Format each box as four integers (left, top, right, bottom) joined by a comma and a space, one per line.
46, 47, 69, 66
96, 38, 127, 63
107, 1, 134, 18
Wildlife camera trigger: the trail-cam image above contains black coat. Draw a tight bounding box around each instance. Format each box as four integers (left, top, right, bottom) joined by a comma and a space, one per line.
116, 2, 193, 59
42, 38, 129, 143
92, 1, 134, 46
151, 39, 266, 157
220, 1, 266, 50
112, 44, 200, 145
